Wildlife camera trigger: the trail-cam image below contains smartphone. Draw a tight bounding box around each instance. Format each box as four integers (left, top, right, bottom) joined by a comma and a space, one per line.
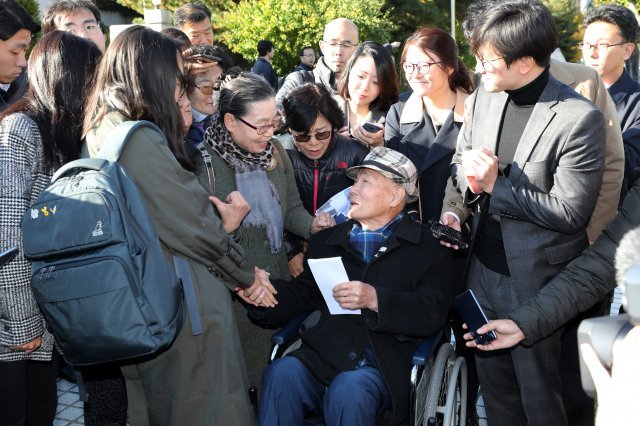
428, 219, 469, 250
455, 289, 497, 345
0, 246, 19, 268
362, 122, 382, 133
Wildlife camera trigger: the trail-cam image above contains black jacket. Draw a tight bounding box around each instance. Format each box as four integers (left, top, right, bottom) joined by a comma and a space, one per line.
276, 57, 340, 108
608, 70, 640, 204
510, 171, 640, 345
385, 91, 463, 222
282, 133, 368, 214
250, 216, 453, 425
0, 70, 28, 112
251, 57, 278, 90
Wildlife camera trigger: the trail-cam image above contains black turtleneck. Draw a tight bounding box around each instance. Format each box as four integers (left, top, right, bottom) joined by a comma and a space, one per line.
475, 67, 550, 276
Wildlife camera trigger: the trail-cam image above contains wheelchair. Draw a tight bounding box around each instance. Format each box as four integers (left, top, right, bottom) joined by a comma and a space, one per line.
269, 313, 468, 426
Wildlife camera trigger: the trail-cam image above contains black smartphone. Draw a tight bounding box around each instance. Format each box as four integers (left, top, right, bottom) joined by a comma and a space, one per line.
0, 246, 19, 268
362, 122, 381, 133
428, 219, 469, 249
455, 289, 497, 345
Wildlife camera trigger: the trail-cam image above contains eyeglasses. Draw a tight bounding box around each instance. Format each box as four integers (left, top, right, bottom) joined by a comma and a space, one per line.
64, 21, 101, 35
292, 130, 332, 143
402, 61, 443, 75
578, 41, 628, 53
478, 56, 504, 73
235, 114, 282, 135
322, 40, 357, 50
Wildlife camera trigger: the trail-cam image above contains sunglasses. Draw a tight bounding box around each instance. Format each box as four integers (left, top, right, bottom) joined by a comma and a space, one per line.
292, 130, 332, 143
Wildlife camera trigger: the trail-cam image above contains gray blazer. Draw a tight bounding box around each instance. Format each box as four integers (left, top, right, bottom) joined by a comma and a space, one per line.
451, 76, 606, 303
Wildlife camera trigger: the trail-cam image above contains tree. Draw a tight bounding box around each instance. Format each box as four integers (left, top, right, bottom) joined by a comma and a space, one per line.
544, 0, 583, 63
218, 0, 395, 75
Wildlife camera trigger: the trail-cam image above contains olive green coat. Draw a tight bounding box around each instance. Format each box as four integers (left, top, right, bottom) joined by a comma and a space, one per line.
86, 112, 255, 426
197, 139, 313, 390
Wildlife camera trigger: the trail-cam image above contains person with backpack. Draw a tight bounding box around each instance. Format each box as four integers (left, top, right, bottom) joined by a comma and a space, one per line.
83, 26, 272, 425
0, 30, 101, 426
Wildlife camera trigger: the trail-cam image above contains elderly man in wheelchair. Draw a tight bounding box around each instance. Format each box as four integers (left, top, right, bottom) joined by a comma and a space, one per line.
238, 148, 457, 425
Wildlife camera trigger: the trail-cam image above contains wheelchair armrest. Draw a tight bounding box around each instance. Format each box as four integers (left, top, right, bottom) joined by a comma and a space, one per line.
270, 312, 310, 346
412, 330, 443, 366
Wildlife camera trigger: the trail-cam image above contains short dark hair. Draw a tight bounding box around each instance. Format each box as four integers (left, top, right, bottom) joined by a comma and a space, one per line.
0, 31, 101, 171
42, 0, 101, 33
401, 27, 474, 94
174, 2, 211, 29
299, 46, 314, 57
283, 83, 345, 132
218, 72, 274, 121
161, 27, 192, 50
471, 1, 557, 68
0, 0, 40, 40
462, 0, 500, 40
337, 41, 399, 113
584, 4, 639, 44
257, 40, 274, 57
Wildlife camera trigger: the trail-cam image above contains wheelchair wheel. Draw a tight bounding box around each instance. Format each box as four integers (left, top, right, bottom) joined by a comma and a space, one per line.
423, 344, 467, 426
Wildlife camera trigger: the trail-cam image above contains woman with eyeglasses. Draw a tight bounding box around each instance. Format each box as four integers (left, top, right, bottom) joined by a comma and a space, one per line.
84, 27, 275, 425
385, 27, 474, 222
337, 41, 400, 148
201, 72, 334, 392
182, 45, 233, 148
281, 83, 369, 276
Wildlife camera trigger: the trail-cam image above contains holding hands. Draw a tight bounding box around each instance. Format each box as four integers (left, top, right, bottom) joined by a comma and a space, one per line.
333, 281, 378, 312
461, 147, 499, 194
235, 267, 278, 308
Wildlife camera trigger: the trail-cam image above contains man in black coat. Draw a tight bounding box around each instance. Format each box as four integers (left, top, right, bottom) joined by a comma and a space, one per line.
251, 39, 278, 91
0, 0, 40, 111
244, 147, 453, 425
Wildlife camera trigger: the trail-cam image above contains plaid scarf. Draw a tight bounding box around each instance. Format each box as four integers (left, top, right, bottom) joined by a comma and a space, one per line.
348, 213, 404, 263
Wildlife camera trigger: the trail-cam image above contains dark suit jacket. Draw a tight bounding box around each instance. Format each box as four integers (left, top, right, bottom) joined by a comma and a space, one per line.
251, 57, 278, 90
451, 76, 605, 303
385, 90, 468, 222
0, 70, 27, 112
608, 70, 640, 203
250, 216, 453, 425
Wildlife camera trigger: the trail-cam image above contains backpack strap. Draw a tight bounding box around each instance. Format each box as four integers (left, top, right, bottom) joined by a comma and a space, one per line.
52, 158, 108, 182
173, 256, 203, 336
97, 120, 164, 162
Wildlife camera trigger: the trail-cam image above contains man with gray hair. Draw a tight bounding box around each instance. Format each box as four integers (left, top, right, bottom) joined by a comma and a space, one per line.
276, 18, 359, 108
248, 147, 453, 425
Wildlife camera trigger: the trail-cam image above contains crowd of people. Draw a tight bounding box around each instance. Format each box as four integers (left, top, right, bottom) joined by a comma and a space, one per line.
1, 0, 640, 425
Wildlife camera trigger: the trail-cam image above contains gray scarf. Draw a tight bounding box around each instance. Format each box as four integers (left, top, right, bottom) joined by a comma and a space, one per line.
203, 115, 284, 253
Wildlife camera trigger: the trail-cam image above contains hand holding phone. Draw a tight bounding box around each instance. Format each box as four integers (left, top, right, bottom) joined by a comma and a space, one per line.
429, 218, 468, 250
455, 289, 497, 345
361, 122, 382, 133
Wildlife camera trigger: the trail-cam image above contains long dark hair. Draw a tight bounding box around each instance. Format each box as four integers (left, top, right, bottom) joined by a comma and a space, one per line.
0, 31, 101, 171
83, 25, 190, 168
401, 27, 474, 94
338, 41, 399, 113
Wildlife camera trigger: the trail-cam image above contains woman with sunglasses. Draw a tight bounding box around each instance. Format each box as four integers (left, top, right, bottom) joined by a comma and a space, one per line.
337, 41, 400, 148
201, 72, 334, 392
281, 83, 368, 277
385, 27, 474, 222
